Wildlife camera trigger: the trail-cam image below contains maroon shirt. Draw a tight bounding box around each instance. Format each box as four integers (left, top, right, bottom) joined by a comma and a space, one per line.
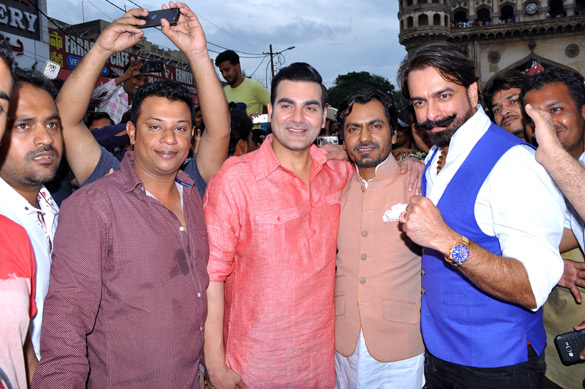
32, 152, 209, 388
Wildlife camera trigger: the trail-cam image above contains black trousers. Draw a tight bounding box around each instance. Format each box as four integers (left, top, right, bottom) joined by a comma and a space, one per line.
424, 346, 546, 389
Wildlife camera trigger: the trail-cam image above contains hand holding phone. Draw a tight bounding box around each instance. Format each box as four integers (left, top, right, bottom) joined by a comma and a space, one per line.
138, 8, 180, 28
554, 329, 585, 365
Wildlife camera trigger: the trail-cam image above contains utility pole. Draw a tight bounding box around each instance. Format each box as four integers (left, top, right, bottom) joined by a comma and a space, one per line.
269, 44, 275, 78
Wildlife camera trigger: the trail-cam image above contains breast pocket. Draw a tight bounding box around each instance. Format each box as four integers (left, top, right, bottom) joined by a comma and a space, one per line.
254, 208, 301, 257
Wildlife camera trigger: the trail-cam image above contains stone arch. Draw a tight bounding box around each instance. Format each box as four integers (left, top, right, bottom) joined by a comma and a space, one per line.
477, 7, 492, 25
500, 4, 515, 22
407, 16, 414, 28
454, 9, 469, 27
419, 13, 429, 26
577, 0, 585, 15
433, 13, 441, 25
549, 0, 565, 17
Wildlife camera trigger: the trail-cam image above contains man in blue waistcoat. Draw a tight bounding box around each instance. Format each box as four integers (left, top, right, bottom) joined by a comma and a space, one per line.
396, 42, 566, 387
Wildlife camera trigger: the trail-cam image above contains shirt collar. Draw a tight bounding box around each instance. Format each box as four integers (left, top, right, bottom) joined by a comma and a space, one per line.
0, 177, 58, 216
117, 151, 195, 193
355, 153, 399, 187
253, 134, 329, 181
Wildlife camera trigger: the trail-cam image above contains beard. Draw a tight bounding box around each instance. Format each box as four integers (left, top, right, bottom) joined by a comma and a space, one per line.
24, 144, 61, 185
414, 109, 474, 148
349, 142, 390, 168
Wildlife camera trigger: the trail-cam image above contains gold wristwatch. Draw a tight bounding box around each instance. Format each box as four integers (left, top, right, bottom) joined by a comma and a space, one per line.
445, 236, 470, 266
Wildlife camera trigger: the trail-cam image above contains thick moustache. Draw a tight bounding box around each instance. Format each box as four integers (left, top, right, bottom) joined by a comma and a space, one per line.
415, 114, 457, 131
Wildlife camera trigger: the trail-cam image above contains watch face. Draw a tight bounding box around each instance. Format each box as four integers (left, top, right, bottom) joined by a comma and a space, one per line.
526, 2, 538, 15
452, 244, 470, 264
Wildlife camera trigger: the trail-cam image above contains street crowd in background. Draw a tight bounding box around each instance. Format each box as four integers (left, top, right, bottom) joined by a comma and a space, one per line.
2, 2, 585, 389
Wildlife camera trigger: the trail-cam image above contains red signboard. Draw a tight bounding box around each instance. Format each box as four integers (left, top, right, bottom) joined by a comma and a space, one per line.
48, 28, 197, 96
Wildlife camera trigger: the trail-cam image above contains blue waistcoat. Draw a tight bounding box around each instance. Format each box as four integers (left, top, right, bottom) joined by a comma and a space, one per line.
421, 123, 545, 368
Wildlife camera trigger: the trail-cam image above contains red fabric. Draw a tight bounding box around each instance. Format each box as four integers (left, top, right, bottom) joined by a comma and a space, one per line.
204, 135, 352, 387
0, 215, 36, 317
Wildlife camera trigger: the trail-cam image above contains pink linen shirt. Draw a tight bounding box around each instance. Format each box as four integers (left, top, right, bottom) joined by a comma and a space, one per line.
204, 134, 352, 388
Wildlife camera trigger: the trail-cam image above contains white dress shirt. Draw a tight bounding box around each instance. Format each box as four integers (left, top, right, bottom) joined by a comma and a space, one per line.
0, 178, 59, 359
424, 107, 565, 310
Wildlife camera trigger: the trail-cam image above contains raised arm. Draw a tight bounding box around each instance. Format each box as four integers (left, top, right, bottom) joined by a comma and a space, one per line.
56, 9, 146, 184
527, 104, 585, 220
161, 2, 230, 183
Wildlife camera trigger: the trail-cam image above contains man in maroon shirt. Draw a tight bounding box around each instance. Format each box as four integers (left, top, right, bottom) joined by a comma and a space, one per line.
32, 4, 223, 387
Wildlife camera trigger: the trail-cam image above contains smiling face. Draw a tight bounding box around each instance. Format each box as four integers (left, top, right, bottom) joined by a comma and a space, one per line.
0, 83, 62, 196
408, 66, 477, 148
491, 87, 526, 139
123, 74, 149, 99
268, 80, 326, 157
524, 82, 585, 158
343, 100, 393, 181
127, 96, 194, 180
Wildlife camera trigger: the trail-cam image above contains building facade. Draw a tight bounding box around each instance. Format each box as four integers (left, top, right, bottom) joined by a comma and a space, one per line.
398, 0, 585, 86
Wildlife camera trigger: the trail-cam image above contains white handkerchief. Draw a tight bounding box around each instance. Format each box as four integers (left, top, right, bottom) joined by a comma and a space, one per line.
383, 203, 408, 222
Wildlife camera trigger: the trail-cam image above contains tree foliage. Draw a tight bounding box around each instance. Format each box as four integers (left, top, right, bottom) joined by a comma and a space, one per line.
327, 71, 407, 110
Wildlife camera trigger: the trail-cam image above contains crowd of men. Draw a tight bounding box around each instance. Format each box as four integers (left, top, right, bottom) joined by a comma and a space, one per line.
1, 2, 585, 389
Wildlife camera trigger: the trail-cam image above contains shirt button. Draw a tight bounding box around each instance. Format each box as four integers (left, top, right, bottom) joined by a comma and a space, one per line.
421, 288, 426, 295
421, 269, 426, 276
359, 277, 366, 284
361, 230, 368, 237
199, 326, 203, 331
361, 186, 366, 192
360, 254, 367, 260
197, 292, 201, 298
179, 226, 185, 232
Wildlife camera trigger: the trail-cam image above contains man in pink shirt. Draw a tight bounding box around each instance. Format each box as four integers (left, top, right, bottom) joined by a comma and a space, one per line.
204, 62, 353, 388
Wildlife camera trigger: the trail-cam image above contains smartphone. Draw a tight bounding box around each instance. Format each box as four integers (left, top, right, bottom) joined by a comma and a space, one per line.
554, 329, 585, 365
252, 114, 269, 124
141, 60, 163, 73
138, 8, 180, 28
326, 106, 338, 121
316, 136, 339, 147
42, 60, 61, 80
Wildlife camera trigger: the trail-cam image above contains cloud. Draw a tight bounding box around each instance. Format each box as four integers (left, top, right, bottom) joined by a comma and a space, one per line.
46, 0, 405, 88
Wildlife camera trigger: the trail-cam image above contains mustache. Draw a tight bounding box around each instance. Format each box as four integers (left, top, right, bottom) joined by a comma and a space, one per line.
25, 145, 59, 160
414, 114, 457, 131
353, 142, 380, 152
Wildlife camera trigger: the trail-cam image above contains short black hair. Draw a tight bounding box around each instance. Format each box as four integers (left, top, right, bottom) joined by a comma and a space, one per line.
14, 68, 58, 99
522, 66, 585, 111
336, 88, 397, 141
483, 70, 528, 115
130, 80, 194, 125
228, 109, 252, 156
215, 50, 239, 67
270, 62, 327, 107
397, 42, 478, 101
86, 111, 114, 128
0, 38, 15, 78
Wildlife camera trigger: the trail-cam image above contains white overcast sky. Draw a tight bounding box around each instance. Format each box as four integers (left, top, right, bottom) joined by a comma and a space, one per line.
46, 0, 406, 88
